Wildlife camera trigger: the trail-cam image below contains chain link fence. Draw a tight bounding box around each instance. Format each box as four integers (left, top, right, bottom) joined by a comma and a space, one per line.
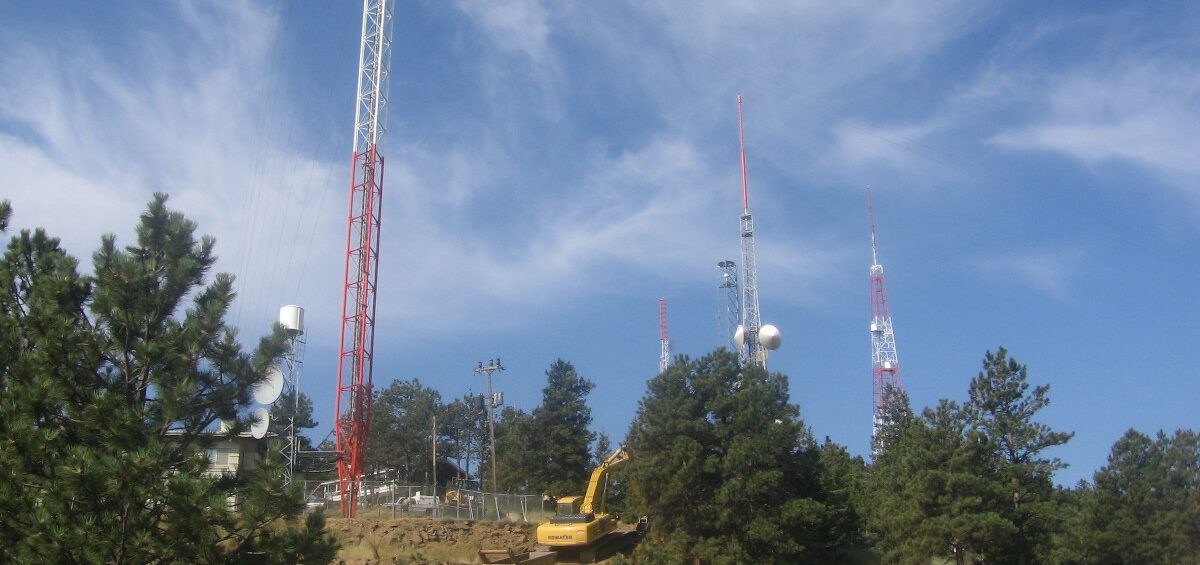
298, 480, 550, 523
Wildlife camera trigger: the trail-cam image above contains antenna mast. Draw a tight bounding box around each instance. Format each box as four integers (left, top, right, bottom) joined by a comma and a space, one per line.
335, 0, 393, 517
736, 95, 769, 369
659, 298, 670, 373
868, 187, 903, 444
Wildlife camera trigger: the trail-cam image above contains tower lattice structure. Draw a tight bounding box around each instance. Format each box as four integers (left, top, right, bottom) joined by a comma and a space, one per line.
280, 326, 306, 488
868, 187, 902, 442
335, 0, 393, 518
659, 298, 670, 373
717, 260, 740, 349
736, 95, 767, 369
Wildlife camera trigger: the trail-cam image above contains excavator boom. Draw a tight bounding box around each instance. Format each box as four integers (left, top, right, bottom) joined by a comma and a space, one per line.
581, 446, 629, 514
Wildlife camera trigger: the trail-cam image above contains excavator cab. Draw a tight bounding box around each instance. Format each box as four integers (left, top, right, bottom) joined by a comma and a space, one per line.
556, 496, 582, 515
550, 495, 593, 524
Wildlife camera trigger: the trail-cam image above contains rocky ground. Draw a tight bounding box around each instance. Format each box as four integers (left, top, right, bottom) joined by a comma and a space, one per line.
327, 516, 537, 564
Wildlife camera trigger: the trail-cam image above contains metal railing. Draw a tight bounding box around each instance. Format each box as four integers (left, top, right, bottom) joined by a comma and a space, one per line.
298, 480, 549, 523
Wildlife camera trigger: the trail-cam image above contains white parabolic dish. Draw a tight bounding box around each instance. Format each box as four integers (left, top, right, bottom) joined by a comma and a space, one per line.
253, 365, 285, 405
250, 407, 270, 439
733, 324, 746, 351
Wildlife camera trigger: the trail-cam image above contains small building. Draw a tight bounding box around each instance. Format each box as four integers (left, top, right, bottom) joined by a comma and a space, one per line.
201, 431, 271, 477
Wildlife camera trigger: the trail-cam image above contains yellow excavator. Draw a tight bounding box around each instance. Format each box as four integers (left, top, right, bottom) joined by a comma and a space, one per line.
536, 446, 631, 549
480, 446, 647, 564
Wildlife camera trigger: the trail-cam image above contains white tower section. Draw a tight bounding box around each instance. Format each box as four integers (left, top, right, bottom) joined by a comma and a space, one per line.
353, 0, 393, 154
659, 298, 670, 373
278, 305, 306, 487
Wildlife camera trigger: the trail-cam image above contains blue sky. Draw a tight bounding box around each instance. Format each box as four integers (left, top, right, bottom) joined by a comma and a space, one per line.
2, 1, 1198, 486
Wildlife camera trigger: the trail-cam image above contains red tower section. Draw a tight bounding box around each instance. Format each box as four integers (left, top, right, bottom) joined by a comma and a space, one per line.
335, 145, 384, 515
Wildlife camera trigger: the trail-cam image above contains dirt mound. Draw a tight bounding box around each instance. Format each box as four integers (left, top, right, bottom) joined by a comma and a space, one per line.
328, 516, 536, 564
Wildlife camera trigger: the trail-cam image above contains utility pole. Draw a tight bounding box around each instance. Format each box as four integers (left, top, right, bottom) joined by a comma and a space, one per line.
474, 358, 505, 493
431, 415, 438, 517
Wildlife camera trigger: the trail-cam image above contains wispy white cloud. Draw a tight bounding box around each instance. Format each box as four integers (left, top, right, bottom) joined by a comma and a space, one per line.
452, 1, 552, 64
990, 59, 1200, 202
0, 2, 342, 340
829, 120, 943, 168
451, 0, 564, 122
975, 246, 1085, 300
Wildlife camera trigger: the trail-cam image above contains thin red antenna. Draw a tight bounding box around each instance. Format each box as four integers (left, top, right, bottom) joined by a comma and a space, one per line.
738, 94, 750, 210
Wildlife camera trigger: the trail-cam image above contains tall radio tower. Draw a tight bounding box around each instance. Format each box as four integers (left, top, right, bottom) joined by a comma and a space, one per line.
868, 187, 902, 442
334, 0, 393, 518
733, 95, 780, 369
659, 298, 670, 373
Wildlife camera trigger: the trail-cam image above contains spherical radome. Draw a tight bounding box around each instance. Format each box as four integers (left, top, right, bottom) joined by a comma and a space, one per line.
760, 324, 782, 350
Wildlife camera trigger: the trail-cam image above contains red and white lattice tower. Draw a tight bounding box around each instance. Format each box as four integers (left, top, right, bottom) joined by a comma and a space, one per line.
659, 298, 670, 373
868, 187, 902, 442
335, 0, 393, 518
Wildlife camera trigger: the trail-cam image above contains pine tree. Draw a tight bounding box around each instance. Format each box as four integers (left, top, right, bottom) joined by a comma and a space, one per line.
867, 397, 1012, 564
1073, 429, 1200, 564
625, 348, 859, 564
593, 430, 614, 467
493, 406, 537, 492
0, 195, 336, 563
269, 389, 318, 451
365, 378, 442, 482
442, 393, 488, 479
530, 359, 595, 495
964, 347, 1073, 564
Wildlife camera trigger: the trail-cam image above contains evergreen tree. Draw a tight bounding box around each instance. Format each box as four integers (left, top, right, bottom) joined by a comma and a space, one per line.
493, 406, 538, 492
624, 349, 859, 564
816, 438, 869, 554
1067, 429, 1200, 564
269, 389, 318, 451
867, 397, 1011, 564
443, 393, 488, 479
0, 195, 336, 563
964, 347, 1073, 564
593, 430, 614, 467
364, 378, 442, 482
530, 359, 595, 495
